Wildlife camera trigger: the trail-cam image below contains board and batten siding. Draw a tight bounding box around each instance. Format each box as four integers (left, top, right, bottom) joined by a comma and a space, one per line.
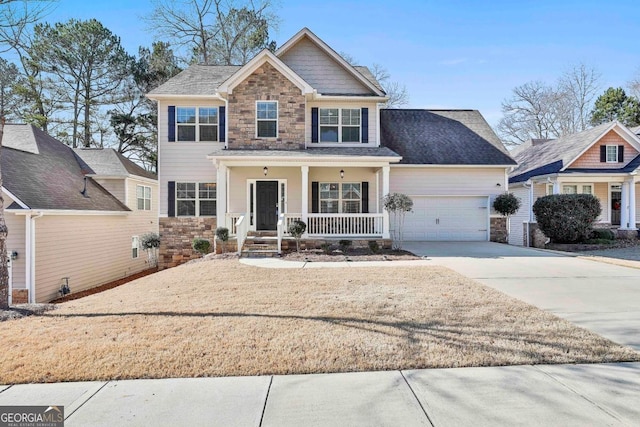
34, 213, 155, 302
158, 100, 222, 216
507, 185, 531, 246
306, 101, 377, 146
279, 37, 372, 95
5, 196, 26, 289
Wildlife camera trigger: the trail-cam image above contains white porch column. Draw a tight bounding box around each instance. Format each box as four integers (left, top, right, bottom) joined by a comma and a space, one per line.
628, 178, 637, 230
216, 162, 228, 227
552, 180, 561, 195
301, 166, 309, 236
382, 166, 390, 239
621, 181, 630, 229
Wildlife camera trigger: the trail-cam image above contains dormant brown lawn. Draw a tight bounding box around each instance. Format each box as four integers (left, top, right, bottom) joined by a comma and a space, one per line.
1, 259, 638, 384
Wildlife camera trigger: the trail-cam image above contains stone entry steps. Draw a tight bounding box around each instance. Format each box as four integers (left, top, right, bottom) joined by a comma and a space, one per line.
241, 231, 281, 258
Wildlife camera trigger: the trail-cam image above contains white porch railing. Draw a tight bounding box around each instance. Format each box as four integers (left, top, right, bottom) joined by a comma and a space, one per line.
226, 213, 243, 235
235, 214, 248, 255
307, 213, 384, 236
276, 213, 285, 254
282, 213, 302, 235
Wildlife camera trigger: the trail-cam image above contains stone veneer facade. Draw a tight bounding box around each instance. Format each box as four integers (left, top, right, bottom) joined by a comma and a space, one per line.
227, 62, 305, 150
159, 217, 217, 270
490, 217, 508, 243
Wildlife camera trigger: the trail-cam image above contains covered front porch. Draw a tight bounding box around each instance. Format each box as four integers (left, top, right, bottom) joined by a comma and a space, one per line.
209, 149, 401, 247
536, 173, 639, 231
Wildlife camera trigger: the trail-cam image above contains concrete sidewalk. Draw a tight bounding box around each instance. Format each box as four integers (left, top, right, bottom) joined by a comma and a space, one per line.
1, 362, 639, 426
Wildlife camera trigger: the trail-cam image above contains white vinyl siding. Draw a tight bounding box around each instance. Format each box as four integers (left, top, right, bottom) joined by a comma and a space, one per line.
508, 185, 531, 246
158, 100, 223, 217
5, 207, 26, 289
279, 36, 373, 95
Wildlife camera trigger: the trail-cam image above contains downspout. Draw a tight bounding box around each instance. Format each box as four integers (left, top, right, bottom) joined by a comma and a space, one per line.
27, 211, 44, 303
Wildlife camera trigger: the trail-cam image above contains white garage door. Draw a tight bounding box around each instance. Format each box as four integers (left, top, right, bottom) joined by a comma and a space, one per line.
402, 196, 489, 241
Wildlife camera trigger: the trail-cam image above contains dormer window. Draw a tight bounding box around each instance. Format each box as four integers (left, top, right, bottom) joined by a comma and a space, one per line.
319, 108, 360, 143
256, 101, 278, 138
600, 144, 624, 163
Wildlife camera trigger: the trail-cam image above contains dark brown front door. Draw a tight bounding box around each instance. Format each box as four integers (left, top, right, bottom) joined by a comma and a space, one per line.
256, 181, 278, 230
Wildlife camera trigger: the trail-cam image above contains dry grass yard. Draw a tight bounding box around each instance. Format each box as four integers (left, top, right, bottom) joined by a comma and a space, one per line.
1, 260, 638, 384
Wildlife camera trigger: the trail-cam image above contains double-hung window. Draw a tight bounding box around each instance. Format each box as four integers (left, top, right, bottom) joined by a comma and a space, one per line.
176, 182, 217, 216
606, 145, 618, 163
256, 101, 277, 138
176, 107, 218, 142
548, 184, 593, 195
319, 108, 360, 143
320, 182, 362, 213
132, 236, 139, 259
136, 185, 151, 210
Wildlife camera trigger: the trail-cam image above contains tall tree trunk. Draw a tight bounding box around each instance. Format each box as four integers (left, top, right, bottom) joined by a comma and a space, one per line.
0, 118, 9, 308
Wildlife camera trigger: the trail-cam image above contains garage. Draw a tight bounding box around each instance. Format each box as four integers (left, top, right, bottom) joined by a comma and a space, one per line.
402, 196, 489, 241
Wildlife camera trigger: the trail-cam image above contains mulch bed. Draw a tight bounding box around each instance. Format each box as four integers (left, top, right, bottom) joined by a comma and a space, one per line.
547, 239, 640, 252
283, 248, 421, 262
50, 268, 158, 303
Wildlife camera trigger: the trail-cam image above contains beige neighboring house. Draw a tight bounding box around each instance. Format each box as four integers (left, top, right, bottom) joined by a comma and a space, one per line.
2, 124, 158, 303
147, 27, 516, 269
508, 121, 640, 246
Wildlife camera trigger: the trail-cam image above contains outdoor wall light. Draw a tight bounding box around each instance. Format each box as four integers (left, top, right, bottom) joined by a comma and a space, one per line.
10, 251, 18, 260
496, 183, 501, 187
263, 166, 268, 176
340, 169, 345, 179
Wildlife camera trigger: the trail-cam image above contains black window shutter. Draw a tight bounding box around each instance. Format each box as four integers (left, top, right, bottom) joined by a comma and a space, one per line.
311, 182, 319, 213
361, 108, 369, 143
361, 182, 369, 213
311, 108, 319, 143
168, 106, 175, 142
219, 106, 226, 143
618, 145, 624, 162
168, 181, 176, 217
600, 145, 606, 162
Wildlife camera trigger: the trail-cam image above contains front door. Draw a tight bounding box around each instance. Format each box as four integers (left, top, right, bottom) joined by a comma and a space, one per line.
611, 185, 622, 226
256, 181, 278, 230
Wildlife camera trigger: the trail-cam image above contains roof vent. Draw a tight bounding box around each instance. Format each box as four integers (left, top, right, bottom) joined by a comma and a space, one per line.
80, 176, 89, 198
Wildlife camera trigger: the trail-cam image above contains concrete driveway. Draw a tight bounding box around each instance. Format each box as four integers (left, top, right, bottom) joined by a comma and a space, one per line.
402, 242, 640, 350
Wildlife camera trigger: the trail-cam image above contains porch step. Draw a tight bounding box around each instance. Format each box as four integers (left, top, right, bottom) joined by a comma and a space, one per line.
240, 249, 281, 258
247, 231, 277, 238
241, 235, 280, 258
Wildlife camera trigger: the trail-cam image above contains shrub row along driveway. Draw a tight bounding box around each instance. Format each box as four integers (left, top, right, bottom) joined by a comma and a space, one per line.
1, 259, 637, 384
405, 241, 640, 351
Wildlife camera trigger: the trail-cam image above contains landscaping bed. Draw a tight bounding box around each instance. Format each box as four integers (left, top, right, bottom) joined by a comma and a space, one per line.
547, 239, 640, 252
0, 259, 637, 384
283, 247, 420, 262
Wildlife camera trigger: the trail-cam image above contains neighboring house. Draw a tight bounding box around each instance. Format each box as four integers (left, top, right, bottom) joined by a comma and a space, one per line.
2, 124, 158, 303
508, 121, 640, 246
147, 27, 516, 269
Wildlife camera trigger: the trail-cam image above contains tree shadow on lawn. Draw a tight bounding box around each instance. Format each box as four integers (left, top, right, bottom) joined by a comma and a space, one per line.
48, 310, 640, 364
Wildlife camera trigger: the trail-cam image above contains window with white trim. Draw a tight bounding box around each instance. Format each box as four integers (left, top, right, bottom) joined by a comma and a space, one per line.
320, 182, 361, 213
606, 145, 618, 163
132, 236, 139, 259
176, 107, 218, 142
176, 182, 216, 216
319, 108, 361, 143
547, 183, 593, 195
256, 101, 277, 138
136, 185, 151, 210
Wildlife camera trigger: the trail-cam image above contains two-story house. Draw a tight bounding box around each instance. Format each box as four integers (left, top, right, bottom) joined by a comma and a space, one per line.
3, 124, 158, 303
148, 28, 516, 268
508, 121, 640, 246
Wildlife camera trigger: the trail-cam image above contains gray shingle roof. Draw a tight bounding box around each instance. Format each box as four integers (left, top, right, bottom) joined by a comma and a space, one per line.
209, 146, 400, 159
147, 64, 384, 97
509, 122, 615, 182
380, 109, 515, 165
148, 65, 241, 96
2, 125, 130, 211
73, 148, 157, 180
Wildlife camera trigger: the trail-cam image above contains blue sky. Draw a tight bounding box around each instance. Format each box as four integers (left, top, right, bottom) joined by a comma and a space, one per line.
38, 0, 640, 126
